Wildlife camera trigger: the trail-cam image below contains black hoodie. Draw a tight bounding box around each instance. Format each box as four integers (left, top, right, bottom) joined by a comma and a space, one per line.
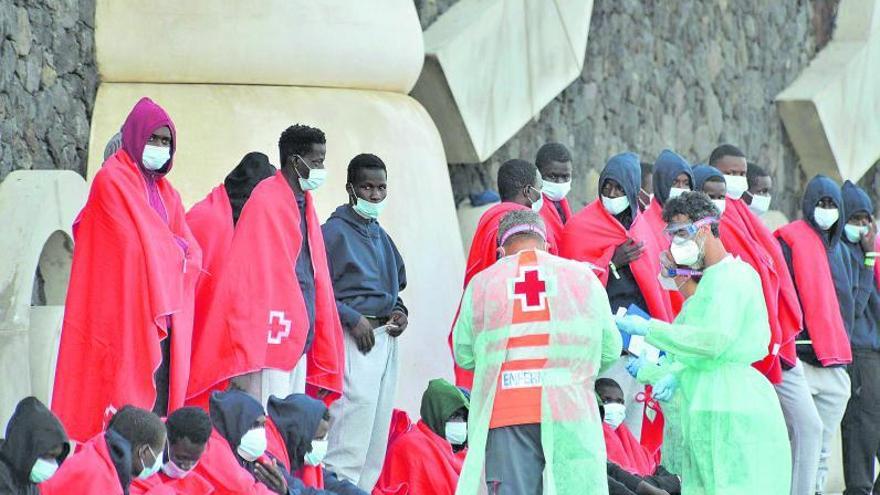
841, 180, 879, 351
652, 149, 694, 205
779, 175, 859, 366
599, 152, 648, 314
0, 397, 69, 494
224, 152, 276, 226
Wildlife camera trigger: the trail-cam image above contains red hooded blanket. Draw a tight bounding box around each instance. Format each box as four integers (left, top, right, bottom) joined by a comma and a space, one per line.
187, 172, 344, 404
373, 421, 466, 495
775, 220, 852, 366
559, 200, 674, 322
540, 196, 573, 248
39, 433, 126, 495
191, 430, 275, 495
130, 470, 215, 495
720, 199, 803, 383
52, 98, 202, 442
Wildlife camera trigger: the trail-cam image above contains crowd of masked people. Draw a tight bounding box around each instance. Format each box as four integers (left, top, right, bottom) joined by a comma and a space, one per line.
0, 95, 878, 495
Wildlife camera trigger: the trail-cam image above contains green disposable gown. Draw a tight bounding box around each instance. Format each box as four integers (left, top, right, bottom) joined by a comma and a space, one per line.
453, 249, 622, 495
638, 256, 791, 494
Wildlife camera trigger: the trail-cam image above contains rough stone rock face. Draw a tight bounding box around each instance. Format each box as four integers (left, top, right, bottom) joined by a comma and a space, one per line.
416, 0, 849, 219
0, 0, 97, 181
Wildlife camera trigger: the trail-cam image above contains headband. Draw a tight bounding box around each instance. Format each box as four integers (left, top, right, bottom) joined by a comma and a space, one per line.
499, 224, 547, 247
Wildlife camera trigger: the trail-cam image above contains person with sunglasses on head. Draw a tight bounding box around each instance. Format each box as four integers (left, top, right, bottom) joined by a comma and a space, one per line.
618, 191, 791, 495
454, 158, 551, 389
187, 124, 345, 412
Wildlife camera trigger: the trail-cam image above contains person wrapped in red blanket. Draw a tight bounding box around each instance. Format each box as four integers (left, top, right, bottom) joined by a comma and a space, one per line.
374, 379, 469, 495
455, 159, 549, 388
535, 143, 576, 244
130, 407, 215, 495
52, 97, 202, 442
560, 152, 673, 455
41, 406, 166, 495
187, 125, 343, 408
186, 151, 277, 374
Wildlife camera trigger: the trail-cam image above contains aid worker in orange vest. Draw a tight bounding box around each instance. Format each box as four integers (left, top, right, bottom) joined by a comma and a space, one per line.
452, 209, 622, 495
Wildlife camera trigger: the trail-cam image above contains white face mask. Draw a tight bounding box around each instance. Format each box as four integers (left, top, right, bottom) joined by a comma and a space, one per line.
142, 145, 171, 171
542, 180, 571, 202
602, 195, 630, 216
602, 402, 627, 429
670, 236, 702, 267
304, 439, 328, 466
531, 194, 544, 213
237, 427, 267, 462
29, 458, 59, 483
749, 194, 772, 215
657, 272, 681, 291
667, 187, 688, 201
138, 444, 163, 480
814, 207, 839, 231
444, 421, 468, 445
844, 224, 869, 243
724, 175, 748, 200
161, 457, 195, 479
712, 199, 727, 215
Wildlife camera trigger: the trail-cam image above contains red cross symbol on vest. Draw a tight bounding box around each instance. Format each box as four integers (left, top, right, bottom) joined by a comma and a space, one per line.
267, 310, 292, 344
512, 268, 548, 312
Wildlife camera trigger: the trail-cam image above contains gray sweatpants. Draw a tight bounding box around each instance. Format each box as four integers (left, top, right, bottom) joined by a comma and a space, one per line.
774, 359, 823, 495
486, 424, 544, 495
324, 329, 398, 491
803, 362, 851, 494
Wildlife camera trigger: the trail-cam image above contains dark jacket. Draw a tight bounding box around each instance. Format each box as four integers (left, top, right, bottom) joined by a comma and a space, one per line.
224, 152, 276, 225
105, 428, 133, 494
600, 152, 648, 313
321, 205, 407, 329
652, 149, 694, 205
841, 180, 880, 351
779, 175, 859, 366
210, 390, 297, 494
0, 397, 69, 494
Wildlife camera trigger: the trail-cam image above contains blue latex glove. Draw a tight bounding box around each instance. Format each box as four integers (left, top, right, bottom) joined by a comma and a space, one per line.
625, 352, 646, 378
653, 373, 678, 402
615, 314, 650, 336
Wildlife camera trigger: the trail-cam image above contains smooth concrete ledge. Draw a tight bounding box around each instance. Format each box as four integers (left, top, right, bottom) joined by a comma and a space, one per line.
88, 83, 463, 416
412, 0, 593, 163
776, 0, 880, 181
0, 171, 87, 432
95, 0, 425, 94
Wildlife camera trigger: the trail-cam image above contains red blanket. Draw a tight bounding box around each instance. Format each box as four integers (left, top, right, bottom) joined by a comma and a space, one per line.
39, 433, 125, 495
560, 200, 674, 321
186, 185, 234, 341
52, 150, 202, 442
642, 199, 683, 314
539, 196, 573, 254
720, 200, 802, 382
603, 423, 657, 477
373, 421, 466, 495
192, 430, 276, 495
187, 172, 344, 404
130, 470, 215, 495
775, 220, 852, 366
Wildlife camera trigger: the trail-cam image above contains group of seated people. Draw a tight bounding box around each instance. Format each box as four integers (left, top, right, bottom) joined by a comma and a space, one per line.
0, 374, 683, 494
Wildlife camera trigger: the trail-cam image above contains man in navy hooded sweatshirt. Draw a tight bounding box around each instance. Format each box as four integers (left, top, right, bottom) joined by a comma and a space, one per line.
839, 180, 880, 494
776, 175, 864, 494
321, 153, 408, 491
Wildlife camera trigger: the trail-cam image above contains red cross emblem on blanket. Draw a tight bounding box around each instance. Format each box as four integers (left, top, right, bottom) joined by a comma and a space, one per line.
267, 310, 292, 344
512, 268, 548, 312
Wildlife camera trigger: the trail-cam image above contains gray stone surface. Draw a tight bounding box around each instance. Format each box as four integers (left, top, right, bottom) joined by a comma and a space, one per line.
0, 0, 97, 181
416, 0, 851, 219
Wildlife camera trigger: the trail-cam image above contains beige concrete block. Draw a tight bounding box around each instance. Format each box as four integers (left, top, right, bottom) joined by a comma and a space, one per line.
776, 0, 880, 181
457, 201, 500, 257
95, 0, 424, 93
88, 83, 464, 416
0, 171, 87, 432
412, 0, 593, 162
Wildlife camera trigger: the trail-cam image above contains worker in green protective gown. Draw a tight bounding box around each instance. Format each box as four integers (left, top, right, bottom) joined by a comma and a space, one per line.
453, 209, 622, 495
617, 191, 791, 495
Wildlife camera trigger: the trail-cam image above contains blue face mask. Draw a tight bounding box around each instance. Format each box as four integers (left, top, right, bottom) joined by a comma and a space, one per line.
295, 155, 326, 191
142, 145, 171, 171
29, 458, 58, 483
352, 197, 386, 220
138, 444, 163, 479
